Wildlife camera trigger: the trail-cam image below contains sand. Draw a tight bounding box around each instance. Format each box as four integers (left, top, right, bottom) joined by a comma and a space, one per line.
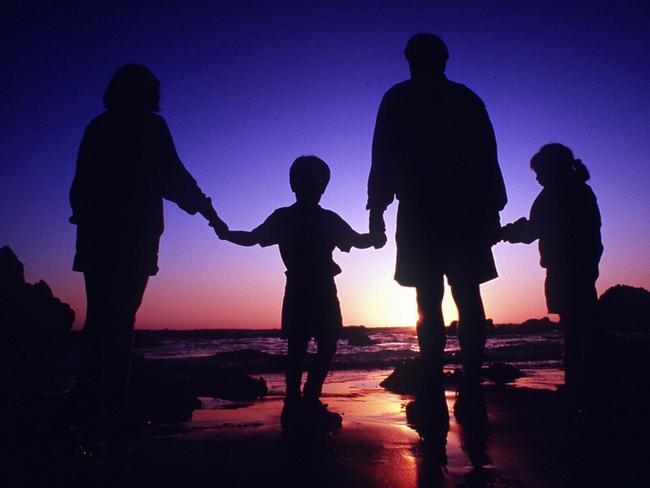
9, 369, 648, 487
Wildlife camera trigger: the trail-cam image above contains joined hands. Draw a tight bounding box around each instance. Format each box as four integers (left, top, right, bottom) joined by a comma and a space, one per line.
369, 209, 387, 249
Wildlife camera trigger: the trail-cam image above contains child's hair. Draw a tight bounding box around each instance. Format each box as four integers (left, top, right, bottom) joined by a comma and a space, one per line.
530, 143, 590, 183
289, 156, 331, 194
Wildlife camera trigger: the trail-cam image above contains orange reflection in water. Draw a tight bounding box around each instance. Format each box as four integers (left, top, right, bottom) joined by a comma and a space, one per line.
191, 369, 481, 487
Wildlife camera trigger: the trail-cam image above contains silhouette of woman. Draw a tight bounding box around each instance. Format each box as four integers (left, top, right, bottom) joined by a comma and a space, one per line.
69, 64, 227, 441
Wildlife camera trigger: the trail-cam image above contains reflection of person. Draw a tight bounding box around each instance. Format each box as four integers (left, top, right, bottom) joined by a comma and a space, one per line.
367, 34, 507, 438
70, 64, 227, 443
502, 143, 603, 406
219, 156, 375, 430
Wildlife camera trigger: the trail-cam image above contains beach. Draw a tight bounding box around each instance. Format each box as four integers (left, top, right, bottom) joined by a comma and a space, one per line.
8, 327, 650, 487
12, 370, 647, 488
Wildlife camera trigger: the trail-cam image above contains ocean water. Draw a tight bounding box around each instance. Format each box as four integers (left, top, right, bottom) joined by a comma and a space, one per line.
133, 327, 565, 389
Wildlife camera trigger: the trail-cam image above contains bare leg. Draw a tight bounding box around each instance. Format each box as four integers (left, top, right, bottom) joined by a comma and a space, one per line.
78, 268, 148, 438
415, 278, 446, 397
451, 281, 486, 390
285, 336, 309, 401
303, 335, 338, 401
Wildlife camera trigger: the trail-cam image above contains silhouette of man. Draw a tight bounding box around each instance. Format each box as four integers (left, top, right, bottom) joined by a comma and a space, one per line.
368, 34, 507, 428
69, 64, 227, 442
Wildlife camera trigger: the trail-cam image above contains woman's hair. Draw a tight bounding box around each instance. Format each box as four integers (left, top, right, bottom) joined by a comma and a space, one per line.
103, 64, 161, 112
530, 143, 590, 183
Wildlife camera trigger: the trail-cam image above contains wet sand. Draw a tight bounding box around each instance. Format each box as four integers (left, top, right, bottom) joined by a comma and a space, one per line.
12, 369, 648, 487
68, 372, 571, 487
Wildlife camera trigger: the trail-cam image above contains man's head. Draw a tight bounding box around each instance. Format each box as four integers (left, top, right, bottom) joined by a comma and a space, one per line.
404, 34, 448, 79
103, 64, 161, 112
290, 156, 330, 204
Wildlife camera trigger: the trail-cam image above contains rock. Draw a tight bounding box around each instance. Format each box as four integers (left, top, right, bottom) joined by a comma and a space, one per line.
127, 353, 203, 424
379, 359, 459, 395
341, 326, 375, 346
599, 284, 650, 331
212, 349, 286, 372
1, 246, 74, 399
191, 370, 268, 401
379, 360, 421, 394
380, 360, 525, 393
483, 362, 525, 384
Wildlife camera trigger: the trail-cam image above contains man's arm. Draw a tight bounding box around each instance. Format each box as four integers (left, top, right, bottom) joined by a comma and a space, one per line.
219, 230, 259, 247
501, 217, 537, 244
367, 92, 397, 248
349, 231, 377, 250
368, 210, 387, 249
468, 97, 507, 212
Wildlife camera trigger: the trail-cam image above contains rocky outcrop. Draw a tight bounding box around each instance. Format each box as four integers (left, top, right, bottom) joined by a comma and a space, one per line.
599, 284, 650, 331
379, 359, 525, 394
1, 246, 75, 399
341, 326, 375, 346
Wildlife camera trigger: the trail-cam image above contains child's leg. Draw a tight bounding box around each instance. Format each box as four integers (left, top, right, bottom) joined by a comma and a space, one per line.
286, 336, 309, 401
561, 312, 583, 401
303, 335, 337, 401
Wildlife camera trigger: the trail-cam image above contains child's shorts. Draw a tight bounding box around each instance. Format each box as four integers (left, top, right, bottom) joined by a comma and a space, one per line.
281, 275, 342, 342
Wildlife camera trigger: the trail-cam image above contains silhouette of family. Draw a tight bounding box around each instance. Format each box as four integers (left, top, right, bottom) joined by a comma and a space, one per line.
69, 34, 603, 459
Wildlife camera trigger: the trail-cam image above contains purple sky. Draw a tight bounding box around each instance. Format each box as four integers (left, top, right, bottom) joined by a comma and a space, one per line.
1, 1, 649, 328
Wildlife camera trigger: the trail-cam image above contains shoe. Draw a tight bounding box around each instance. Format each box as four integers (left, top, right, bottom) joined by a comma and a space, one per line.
302, 399, 342, 430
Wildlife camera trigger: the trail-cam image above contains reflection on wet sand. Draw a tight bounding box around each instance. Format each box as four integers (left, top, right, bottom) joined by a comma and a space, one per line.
191, 371, 488, 487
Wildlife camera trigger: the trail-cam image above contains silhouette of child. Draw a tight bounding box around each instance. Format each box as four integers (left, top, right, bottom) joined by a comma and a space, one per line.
501, 143, 603, 405
218, 156, 376, 429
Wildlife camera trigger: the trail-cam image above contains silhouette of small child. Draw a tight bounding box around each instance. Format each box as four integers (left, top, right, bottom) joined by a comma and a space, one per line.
501, 143, 603, 404
219, 156, 376, 429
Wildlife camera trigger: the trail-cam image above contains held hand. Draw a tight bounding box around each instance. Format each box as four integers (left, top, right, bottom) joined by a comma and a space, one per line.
209, 216, 229, 239
372, 231, 388, 249
485, 212, 502, 246
369, 209, 387, 249
369, 209, 386, 234
500, 218, 527, 243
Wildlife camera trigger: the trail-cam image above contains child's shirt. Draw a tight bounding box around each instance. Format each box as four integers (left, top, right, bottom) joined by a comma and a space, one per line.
251, 203, 358, 280
509, 181, 603, 273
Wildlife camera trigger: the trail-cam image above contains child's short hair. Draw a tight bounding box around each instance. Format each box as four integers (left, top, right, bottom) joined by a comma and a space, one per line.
289, 156, 331, 194
531, 143, 590, 183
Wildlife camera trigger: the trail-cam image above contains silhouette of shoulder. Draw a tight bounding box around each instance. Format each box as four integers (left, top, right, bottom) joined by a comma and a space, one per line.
253, 204, 356, 252
381, 79, 485, 106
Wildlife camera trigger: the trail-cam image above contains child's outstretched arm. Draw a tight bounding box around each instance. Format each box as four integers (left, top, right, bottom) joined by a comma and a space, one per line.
501, 217, 537, 244
219, 229, 259, 247
349, 231, 376, 250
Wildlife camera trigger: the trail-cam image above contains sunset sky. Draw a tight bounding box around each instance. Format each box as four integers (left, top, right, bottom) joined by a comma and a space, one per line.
2, 1, 649, 329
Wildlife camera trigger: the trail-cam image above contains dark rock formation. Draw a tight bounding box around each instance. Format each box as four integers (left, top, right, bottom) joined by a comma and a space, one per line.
380, 360, 525, 394
1, 245, 75, 399
483, 362, 525, 384
127, 353, 203, 424
212, 348, 286, 372
379, 359, 461, 395
341, 325, 375, 346
599, 284, 650, 331
190, 370, 268, 401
